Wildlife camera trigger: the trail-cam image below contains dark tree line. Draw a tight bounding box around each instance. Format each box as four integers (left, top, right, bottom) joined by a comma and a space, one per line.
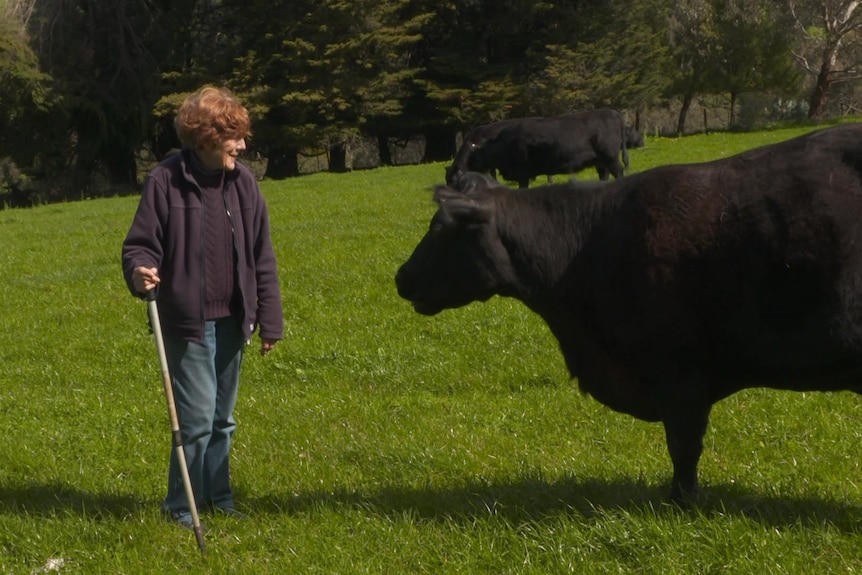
1, 0, 861, 204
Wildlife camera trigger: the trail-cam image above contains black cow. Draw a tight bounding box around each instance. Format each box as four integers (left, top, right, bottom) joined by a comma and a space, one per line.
397, 124, 862, 503
445, 109, 630, 189
626, 125, 645, 148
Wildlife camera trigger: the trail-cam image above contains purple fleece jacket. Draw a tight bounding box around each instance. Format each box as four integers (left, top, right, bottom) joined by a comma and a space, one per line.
122, 148, 284, 343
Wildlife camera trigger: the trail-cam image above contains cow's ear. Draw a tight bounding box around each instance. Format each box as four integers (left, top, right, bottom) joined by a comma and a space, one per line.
434, 185, 491, 224
451, 171, 494, 194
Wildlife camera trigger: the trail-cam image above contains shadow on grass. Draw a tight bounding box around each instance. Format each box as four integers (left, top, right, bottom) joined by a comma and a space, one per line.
250, 475, 862, 532
2, 476, 860, 532
0, 481, 146, 519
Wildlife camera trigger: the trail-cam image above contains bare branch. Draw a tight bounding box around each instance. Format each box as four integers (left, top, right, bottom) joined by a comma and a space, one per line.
2, 0, 36, 31
790, 49, 816, 75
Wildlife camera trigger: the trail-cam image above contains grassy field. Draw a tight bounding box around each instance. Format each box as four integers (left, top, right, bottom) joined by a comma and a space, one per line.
1, 123, 861, 573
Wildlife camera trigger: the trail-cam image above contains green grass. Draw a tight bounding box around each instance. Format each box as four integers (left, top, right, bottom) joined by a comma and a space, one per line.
1, 124, 862, 573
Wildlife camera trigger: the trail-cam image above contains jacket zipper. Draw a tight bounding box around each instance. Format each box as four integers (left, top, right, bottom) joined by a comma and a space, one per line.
222, 181, 246, 335
199, 184, 207, 338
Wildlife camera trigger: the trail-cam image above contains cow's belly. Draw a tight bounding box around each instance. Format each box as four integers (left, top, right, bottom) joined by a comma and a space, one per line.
560, 345, 663, 421
577, 369, 662, 421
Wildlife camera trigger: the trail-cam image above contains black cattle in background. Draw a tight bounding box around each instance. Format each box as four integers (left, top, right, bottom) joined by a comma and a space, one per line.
445, 109, 630, 188
626, 125, 645, 148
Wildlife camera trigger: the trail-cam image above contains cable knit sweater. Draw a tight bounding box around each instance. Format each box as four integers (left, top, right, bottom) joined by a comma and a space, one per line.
190, 154, 238, 320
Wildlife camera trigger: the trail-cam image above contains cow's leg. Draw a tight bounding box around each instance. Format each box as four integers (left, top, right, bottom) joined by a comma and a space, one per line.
597, 165, 610, 180
662, 403, 711, 504
608, 159, 625, 179
518, 178, 529, 189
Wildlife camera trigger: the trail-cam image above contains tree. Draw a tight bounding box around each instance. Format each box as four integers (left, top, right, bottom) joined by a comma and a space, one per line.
0, 0, 52, 165
531, 0, 674, 117
218, 0, 429, 176
405, 0, 581, 160
666, 0, 799, 133
30, 0, 168, 195
5, 0, 851, 199
710, 0, 799, 126
0, 0, 53, 206
789, 0, 862, 119
148, 0, 227, 160
666, 0, 727, 133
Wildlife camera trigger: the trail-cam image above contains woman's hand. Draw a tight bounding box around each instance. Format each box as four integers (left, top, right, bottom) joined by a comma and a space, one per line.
260, 339, 277, 357
133, 266, 160, 294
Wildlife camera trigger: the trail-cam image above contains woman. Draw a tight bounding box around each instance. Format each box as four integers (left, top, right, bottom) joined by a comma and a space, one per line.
122, 86, 284, 528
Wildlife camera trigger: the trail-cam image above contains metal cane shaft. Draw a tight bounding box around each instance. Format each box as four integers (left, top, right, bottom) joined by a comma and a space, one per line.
147, 293, 206, 556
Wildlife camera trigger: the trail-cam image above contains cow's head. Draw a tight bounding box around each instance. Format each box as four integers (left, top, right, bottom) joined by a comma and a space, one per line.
464, 139, 495, 173
448, 170, 500, 193
446, 138, 485, 186
395, 178, 515, 315
625, 126, 645, 148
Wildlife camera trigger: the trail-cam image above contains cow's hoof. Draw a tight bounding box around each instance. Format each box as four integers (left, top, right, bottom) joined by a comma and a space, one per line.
668, 486, 700, 508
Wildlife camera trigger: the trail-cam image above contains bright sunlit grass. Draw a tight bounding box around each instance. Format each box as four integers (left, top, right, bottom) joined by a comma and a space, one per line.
1, 124, 861, 573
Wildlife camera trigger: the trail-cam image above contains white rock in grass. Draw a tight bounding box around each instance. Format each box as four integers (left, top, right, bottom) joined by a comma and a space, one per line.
32, 557, 66, 574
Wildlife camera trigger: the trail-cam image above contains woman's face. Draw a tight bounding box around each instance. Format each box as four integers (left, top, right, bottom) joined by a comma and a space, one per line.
197, 137, 246, 171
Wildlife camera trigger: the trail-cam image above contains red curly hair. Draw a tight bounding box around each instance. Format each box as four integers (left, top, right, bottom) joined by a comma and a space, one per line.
174, 86, 251, 149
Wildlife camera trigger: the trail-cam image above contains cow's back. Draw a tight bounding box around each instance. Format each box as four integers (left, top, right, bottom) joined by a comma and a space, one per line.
495, 109, 626, 182
576, 124, 862, 384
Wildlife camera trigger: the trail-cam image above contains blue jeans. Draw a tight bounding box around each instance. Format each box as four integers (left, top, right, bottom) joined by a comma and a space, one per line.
161, 316, 245, 519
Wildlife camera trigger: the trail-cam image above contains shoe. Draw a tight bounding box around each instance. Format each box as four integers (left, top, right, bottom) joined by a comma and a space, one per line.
169, 511, 208, 532
215, 506, 249, 519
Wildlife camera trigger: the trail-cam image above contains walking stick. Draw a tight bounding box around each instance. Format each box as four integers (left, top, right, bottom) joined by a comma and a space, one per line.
146, 289, 206, 556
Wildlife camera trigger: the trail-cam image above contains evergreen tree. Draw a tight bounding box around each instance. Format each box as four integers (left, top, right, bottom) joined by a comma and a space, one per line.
30, 0, 168, 195
530, 0, 673, 117
220, 0, 429, 176
149, 0, 227, 160
405, 0, 577, 160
